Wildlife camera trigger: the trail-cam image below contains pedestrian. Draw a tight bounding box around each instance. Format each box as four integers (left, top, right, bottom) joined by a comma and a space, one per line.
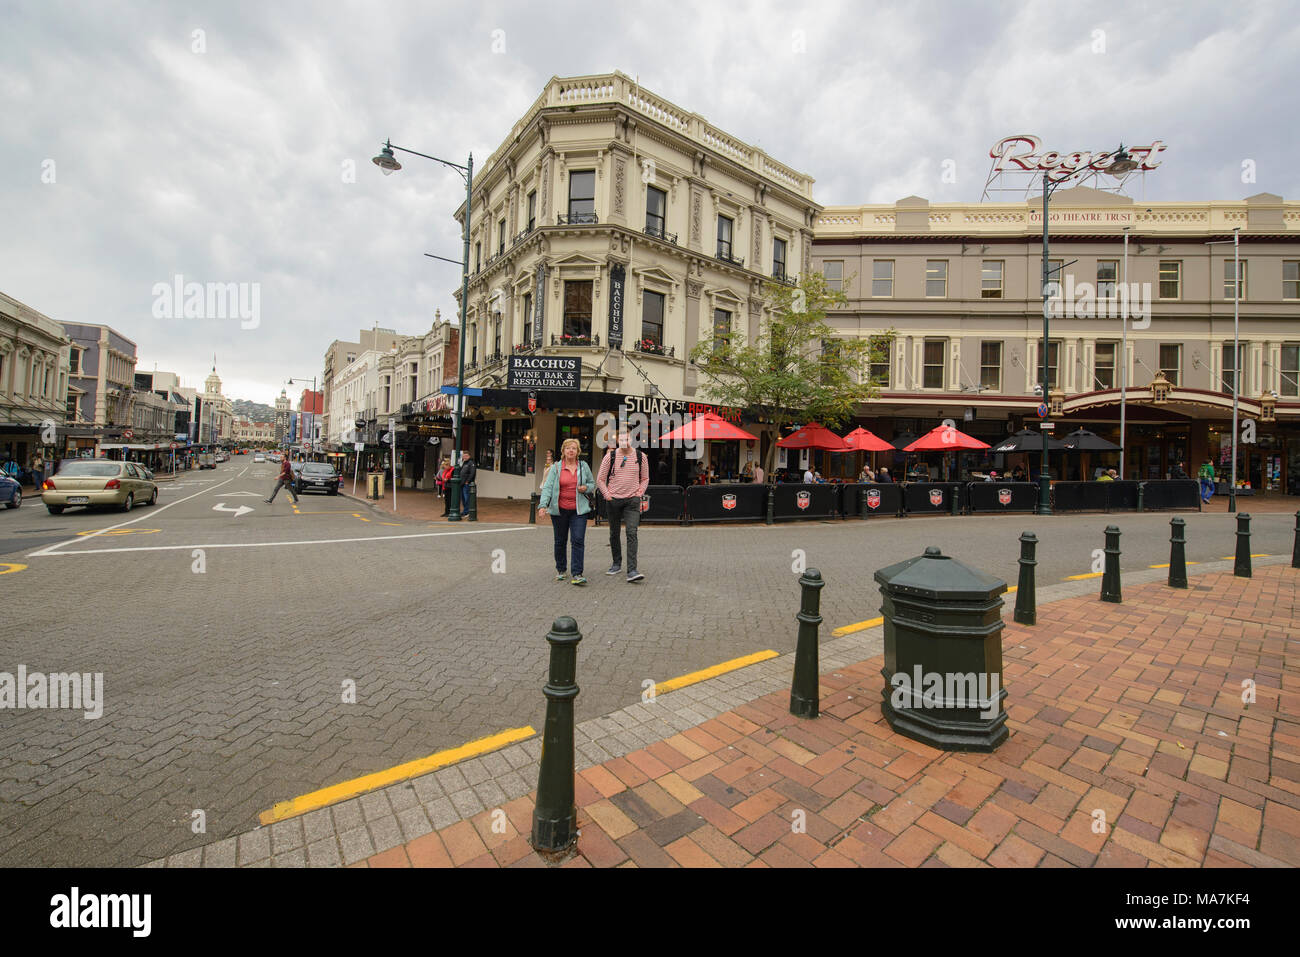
538, 438, 595, 586
753, 462, 764, 484
596, 430, 650, 583
539, 449, 555, 486
1171, 460, 1189, 480
264, 455, 299, 506
459, 450, 476, 515
1197, 457, 1216, 502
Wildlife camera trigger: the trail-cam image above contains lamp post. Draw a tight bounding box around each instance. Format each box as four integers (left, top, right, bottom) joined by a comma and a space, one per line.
1036, 145, 1139, 515
286, 376, 317, 459
1119, 226, 1130, 480
1204, 228, 1242, 513
373, 139, 473, 521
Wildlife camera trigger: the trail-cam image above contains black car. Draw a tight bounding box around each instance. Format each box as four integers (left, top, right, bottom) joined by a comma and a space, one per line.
295, 462, 339, 495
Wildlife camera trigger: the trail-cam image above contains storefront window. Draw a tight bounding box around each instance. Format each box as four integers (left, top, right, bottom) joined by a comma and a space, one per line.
555, 416, 594, 469
474, 419, 496, 471
501, 419, 528, 476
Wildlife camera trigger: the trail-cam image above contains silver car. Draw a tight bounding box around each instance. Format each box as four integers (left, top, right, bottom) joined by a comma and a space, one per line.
42, 460, 158, 514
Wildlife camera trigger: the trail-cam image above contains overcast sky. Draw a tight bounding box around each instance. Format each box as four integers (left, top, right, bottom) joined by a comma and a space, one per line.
2, 0, 1295, 405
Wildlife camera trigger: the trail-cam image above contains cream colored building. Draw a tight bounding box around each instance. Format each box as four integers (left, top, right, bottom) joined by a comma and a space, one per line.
812, 189, 1300, 489
452, 71, 821, 497
321, 328, 401, 450
0, 291, 70, 467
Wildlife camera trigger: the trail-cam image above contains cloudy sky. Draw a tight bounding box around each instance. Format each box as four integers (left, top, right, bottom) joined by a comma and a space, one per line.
2, 0, 1295, 405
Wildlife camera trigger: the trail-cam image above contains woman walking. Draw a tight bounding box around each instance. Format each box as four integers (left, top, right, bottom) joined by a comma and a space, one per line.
537, 438, 594, 586
437, 457, 454, 516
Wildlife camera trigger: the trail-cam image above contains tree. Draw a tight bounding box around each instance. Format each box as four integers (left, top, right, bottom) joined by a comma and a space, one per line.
688, 272, 894, 479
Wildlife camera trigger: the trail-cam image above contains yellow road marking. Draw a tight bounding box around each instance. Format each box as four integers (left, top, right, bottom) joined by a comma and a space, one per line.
76, 528, 160, 536
0, 563, 27, 576
259, 725, 536, 825
1065, 571, 1103, 580
352, 513, 371, 523
1149, 562, 1200, 569
652, 650, 778, 696
832, 586, 1018, 637
1220, 554, 1268, 559
379, 522, 402, 526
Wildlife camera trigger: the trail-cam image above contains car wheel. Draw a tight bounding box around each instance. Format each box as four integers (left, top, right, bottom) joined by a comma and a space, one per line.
47, 505, 64, 514
148, 488, 158, 506
328, 488, 337, 496
121, 493, 134, 512
5, 490, 18, 509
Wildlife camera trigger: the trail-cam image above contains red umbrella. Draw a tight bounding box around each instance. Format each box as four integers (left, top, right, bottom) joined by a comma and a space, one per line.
841, 427, 894, 452
656, 411, 758, 443
776, 423, 848, 451
904, 424, 990, 452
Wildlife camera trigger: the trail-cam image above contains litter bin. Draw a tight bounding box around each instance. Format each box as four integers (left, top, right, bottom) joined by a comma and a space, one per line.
367, 471, 385, 500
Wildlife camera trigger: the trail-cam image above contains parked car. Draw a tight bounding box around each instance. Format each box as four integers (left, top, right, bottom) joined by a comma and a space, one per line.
198, 452, 216, 469
295, 462, 340, 495
41, 461, 158, 514
253, 453, 265, 463
0, 473, 21, 509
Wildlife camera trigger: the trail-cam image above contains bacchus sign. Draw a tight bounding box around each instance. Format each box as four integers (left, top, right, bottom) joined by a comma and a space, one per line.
507, 356, 580, 392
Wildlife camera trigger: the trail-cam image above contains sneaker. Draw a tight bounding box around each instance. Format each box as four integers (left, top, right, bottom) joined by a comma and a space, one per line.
556, 572, 567, 582
570, 576, 587, 586
626, 570, 644, 583
605, 564, 621, 576
263, 499, 273, 504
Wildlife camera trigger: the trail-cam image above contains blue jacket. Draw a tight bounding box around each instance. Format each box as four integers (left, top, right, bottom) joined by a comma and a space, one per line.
538, 459, 595, 516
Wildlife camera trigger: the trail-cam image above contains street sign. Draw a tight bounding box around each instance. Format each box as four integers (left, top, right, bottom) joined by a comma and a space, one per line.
169, 442, 178, 450
440, 386, 483, 396
123, 429, 134, 439
1040, 422, 1054, 429
354, 442, 364, 451
1036, 403, 1048, 418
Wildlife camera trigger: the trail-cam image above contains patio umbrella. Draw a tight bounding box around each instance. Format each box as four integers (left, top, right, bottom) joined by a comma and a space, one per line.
776, 423, 848, 451
655, 411, 758, 443
841, 427, 894, 452
991, 428, 1065, 453
903, 425, 991, 452
890, 432, 919, 450
1062, 428, 1121, 452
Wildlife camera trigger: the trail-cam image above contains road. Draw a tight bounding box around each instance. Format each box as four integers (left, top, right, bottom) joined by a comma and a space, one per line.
0, 458, 1294, 866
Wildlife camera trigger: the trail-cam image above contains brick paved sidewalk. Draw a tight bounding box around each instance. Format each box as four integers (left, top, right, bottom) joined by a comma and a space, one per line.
157, 560, 1298, 868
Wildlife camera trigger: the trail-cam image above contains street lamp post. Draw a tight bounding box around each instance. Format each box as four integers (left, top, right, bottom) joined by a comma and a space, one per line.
373, 140, 473, 521
1119, 226, 1130, 479
286, 376, 317, 458
1205, 228, 1241, 513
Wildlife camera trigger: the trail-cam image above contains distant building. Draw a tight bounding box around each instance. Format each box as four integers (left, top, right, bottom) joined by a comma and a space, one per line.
0, 290, 70, 469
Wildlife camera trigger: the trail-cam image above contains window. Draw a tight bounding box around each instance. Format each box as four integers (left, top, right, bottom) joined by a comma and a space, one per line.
473, 419, 496, 471
1284, 261, 1299, 300
493, 319, 501, 356
871, 260, 893, 297
69, 348, 80, 375
1159, 261, 1181, 299
501, 419, 529, 475
645, 186, 667, 238
716, 215, 734, 260
470, 323, 477, 364
1044, 258, 1064, 297
981, 261, 1003, 299
979, 341, 1001, 392
1222, 342, 1245, 394
925, 260, 947, 298
824, 260, 843, 292
1043, 341, 1061, 390
498, 218, 506, 256
563, 280, 593, 338
773, 238, 787, 279
712, 308, 731, 353
868, 336, 891, 388
527, 191, 536, 231
1097, 260, 1118, 298
522, 292, 533, 345
1224, 260, 1247, 300
1281, 344, 1299, 397
922, 340, 945, 389
1094, 342, 1116, 389
474, 241, 481, 273
568, 170, 595, 222
642, 290, 665, 348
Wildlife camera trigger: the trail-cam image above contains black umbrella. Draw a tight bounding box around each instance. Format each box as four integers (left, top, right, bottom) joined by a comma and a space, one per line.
890, 432, 918, 450
991, 428, 1065, 453
1062, 428, 1121, 452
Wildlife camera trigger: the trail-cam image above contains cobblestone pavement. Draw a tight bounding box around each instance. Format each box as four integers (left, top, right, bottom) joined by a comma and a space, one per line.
1, 459, 1296, 866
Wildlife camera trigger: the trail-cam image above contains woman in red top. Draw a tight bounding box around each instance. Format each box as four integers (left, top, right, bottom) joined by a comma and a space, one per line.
537, 439, 595, 585
438, 457, 454, 516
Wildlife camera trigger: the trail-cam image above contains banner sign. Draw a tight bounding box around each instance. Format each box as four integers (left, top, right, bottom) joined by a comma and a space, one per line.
532, 264, 546, 349
621, 394, 743, 424
507, 356, 580, 392
608, 263, 625, 348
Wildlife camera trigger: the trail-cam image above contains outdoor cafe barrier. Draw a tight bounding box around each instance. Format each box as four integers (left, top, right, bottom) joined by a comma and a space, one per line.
902, 482, 967, 515
593, 485, 686, 525
1050, 480, 1140, 513
1139, 479, 1202, 511
772, 483, 839, 521
684, 483, 765, 523
841, 482, 904, 519
966, 481, 1038, 513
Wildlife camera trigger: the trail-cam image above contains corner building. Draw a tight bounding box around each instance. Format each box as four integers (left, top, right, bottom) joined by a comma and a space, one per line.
455, 72, 821, 498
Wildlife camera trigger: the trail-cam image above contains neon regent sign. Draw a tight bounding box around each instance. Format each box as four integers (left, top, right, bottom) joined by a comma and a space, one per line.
990, 134, 1167, 181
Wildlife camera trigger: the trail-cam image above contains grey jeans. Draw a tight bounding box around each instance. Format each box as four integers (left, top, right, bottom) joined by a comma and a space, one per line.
606, 497, 641, 570
267, 478, 298, 503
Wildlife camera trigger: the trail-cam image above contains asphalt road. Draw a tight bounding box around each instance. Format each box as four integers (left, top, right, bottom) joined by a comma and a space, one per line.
0, 459, 1294, 866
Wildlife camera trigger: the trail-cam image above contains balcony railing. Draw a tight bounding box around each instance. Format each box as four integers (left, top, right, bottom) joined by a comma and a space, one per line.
634, 340, 674, 358
512, 225, 536, 246
556, 212, 599, 226
716, 244, 744, 268
551, 333, 601, 347
513, 341, 538, 353
770, 270, 796, 286
643, 223, 678, 245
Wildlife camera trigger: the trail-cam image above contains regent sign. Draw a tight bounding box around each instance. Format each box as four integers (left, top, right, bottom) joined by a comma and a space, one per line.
990, 134, 1167, 181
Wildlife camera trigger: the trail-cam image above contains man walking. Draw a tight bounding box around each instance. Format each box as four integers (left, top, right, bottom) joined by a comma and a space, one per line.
596, 430, 649, 583
265, 455, 299, 506
459, 450, 476, 515
1198, 457, 1216, 502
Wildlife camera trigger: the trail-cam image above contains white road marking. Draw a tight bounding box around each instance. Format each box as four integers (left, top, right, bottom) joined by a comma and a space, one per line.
213, 503, 254, 518
30, 525, 534, 555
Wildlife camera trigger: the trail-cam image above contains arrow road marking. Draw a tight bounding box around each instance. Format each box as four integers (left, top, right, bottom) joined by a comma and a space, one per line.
213, 503, 254, 518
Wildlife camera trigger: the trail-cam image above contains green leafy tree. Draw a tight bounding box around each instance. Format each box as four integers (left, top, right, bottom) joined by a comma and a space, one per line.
688, 272, 894, 479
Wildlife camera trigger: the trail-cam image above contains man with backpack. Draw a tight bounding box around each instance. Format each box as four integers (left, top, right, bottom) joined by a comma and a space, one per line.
1197, 458, 1216, 502
596, 430, 649, 583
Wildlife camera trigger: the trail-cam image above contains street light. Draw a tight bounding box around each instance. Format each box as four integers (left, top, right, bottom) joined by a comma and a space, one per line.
1205, 227, 1242, 513
1036, 144, 1139, 515
372, 138, 473, 521
286, 376, 317, 458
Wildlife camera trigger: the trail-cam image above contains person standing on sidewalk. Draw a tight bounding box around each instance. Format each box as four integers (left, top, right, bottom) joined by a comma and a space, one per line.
264, 455, 299, 506
458, 450, 476, 515
596, 430, 649, 583
537, 438, 594, 585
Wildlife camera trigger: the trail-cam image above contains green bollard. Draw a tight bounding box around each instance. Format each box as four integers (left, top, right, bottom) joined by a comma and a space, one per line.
860, 486, 868, 521
1234, 513, 1252, 578
1137, 483, 1145, 512
529, 492, 539, 525
765, 484, 775, 526
447, 476, 462, 522
1293, 511, 1300, 570
1168, 517, 1188, 589
789, 568, 825, 719
467, 482, 478, 522
531, 617, 583, 853
1101, 525, 1122, 603
1014, 532, 1037, 625
951, 485, 960, 517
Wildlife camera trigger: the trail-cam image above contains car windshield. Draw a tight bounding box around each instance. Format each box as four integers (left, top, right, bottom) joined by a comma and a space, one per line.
58, 462, 122, 477
302, 465, 335, 475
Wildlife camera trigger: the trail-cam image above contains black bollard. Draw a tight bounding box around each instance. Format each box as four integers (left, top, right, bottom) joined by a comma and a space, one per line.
447, 476, 462, 522
789, 568, 825, 718
765, 484, 775, 526
531, 617, 583, 853
1101, 525, 1122, 603
1293, 511, 1300, 570
1168, 517, 1188, 589
859, 486, 868, 521
467, 482, 478, 522
529, 492, 539, 525
1234, 512, 1252, 578
1014, 532, 1037, 625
